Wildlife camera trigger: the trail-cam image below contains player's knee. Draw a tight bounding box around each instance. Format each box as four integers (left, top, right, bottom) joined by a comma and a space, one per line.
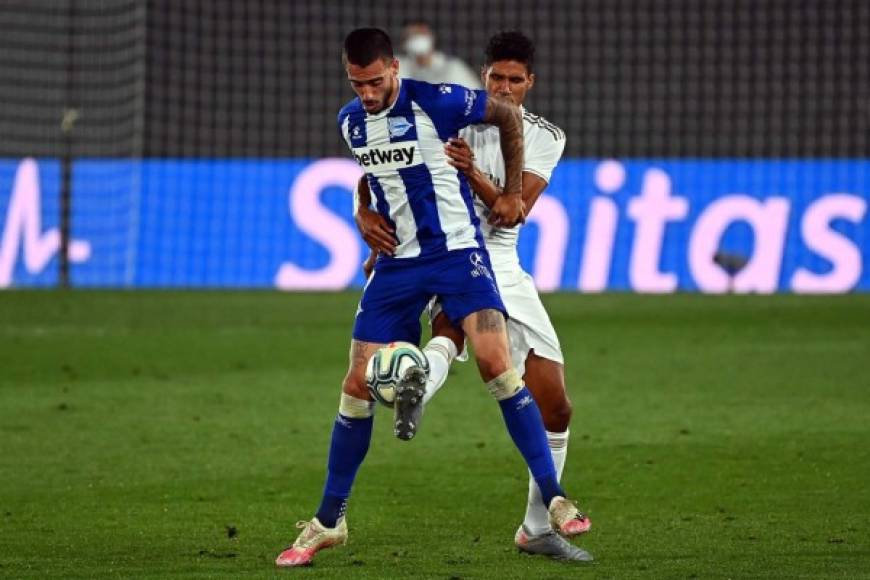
542, 396, 572, 432
472, 338, 512, 381
475, 351, 512, 382
432, 312, 464, 353
341, 371, 371, 401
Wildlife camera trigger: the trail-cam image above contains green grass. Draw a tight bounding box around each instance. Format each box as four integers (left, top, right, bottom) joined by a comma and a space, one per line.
1, 291, 869, 579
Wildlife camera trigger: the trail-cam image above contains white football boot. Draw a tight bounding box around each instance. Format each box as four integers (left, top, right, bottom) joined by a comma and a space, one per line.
548, 496, 592, 536
275, 517, 347, 567
515, 525, 593, 561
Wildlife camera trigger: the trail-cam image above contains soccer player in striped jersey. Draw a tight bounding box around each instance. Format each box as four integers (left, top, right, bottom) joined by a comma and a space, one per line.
361, 31, 593, 562
276, 28, 587, 568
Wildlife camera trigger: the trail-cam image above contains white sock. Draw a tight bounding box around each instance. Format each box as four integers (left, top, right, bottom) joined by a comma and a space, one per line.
421, 336, 457, 406
523, 429, 570, 536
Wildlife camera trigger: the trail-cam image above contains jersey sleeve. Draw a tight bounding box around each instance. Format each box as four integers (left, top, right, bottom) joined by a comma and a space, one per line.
337, 110, 352, 152
524, 126, 566, 183
411, 80, 488, 140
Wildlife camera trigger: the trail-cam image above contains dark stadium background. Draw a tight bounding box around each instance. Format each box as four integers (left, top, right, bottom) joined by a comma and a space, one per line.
2, 2, 869, 579
1, 0, 866, 160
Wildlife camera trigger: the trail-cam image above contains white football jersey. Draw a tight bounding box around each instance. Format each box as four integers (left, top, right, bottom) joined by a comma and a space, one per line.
459, 108, 566, 273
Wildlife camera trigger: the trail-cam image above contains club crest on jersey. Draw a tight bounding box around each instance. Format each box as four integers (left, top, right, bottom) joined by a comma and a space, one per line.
388, 116, 413, 138
469, 251, 493, 280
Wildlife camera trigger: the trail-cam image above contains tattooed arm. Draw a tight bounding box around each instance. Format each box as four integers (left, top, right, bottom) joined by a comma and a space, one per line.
445, 138, 550, 215
481, 94, 524, 227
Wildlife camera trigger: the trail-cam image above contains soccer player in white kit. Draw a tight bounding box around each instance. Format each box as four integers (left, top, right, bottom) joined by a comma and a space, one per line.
359, 31, 592, 562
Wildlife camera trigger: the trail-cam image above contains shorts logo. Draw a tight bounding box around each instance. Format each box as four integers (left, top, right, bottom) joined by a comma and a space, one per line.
469, 251, 493, 280
439, 84, 452, 94
388, 116, 413, 138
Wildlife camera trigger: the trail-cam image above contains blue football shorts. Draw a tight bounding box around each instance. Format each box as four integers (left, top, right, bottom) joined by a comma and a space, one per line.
352, 247, 506, 345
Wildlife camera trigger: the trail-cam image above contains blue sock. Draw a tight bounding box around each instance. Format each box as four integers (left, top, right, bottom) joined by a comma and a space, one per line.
498, 387, 565, 506
315, 413, 373, 528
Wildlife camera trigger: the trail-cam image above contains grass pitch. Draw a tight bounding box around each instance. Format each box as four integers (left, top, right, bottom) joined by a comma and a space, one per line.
0, 291, 868, 579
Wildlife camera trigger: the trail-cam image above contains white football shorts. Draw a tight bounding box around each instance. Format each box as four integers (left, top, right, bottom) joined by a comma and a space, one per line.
428, 267, 564, 377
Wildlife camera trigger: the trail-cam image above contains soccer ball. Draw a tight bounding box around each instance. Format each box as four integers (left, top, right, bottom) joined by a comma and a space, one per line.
365, 341, 429, 407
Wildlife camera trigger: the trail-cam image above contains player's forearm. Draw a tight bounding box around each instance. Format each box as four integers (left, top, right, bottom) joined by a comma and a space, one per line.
465, 167, 502, 209
482, 96, 523, 196
471, 171, 549, 214
519, 173, 549, 214
498, 125, 523, 197
354, 175, 372, 214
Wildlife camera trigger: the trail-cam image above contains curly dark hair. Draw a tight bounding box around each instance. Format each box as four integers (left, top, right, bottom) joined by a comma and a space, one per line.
484, 31, 535, 73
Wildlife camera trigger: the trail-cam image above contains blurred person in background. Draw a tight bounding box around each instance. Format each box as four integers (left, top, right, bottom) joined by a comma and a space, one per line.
398, 20, 481, 88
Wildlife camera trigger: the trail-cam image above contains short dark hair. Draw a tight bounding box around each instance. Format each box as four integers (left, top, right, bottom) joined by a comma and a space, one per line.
343, 28, 394, 66
484, 31, 535, 73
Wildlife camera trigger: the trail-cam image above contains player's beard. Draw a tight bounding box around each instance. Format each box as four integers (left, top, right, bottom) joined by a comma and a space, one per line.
374, 77, 397, 113
362, 76, 397, 114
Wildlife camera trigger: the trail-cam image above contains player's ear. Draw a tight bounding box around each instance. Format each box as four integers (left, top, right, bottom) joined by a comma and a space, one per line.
527, 73, 535, 90
480, 66, 487, 86
389, 57, 399, 76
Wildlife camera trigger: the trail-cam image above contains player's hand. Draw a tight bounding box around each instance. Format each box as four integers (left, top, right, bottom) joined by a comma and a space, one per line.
362, 249, 378, 279
445, 137, 475, 173
489, 193, 525, 228
355, 206, 398, 255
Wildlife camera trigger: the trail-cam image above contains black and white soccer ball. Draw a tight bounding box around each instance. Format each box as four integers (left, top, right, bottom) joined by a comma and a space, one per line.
365, 341, 429, 408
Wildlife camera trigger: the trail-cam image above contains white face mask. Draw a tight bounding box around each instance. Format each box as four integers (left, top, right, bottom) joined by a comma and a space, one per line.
405, 34, 434, 57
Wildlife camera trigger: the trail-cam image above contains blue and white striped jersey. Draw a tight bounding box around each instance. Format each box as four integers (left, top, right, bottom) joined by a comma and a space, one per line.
338, 79, 489, 260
